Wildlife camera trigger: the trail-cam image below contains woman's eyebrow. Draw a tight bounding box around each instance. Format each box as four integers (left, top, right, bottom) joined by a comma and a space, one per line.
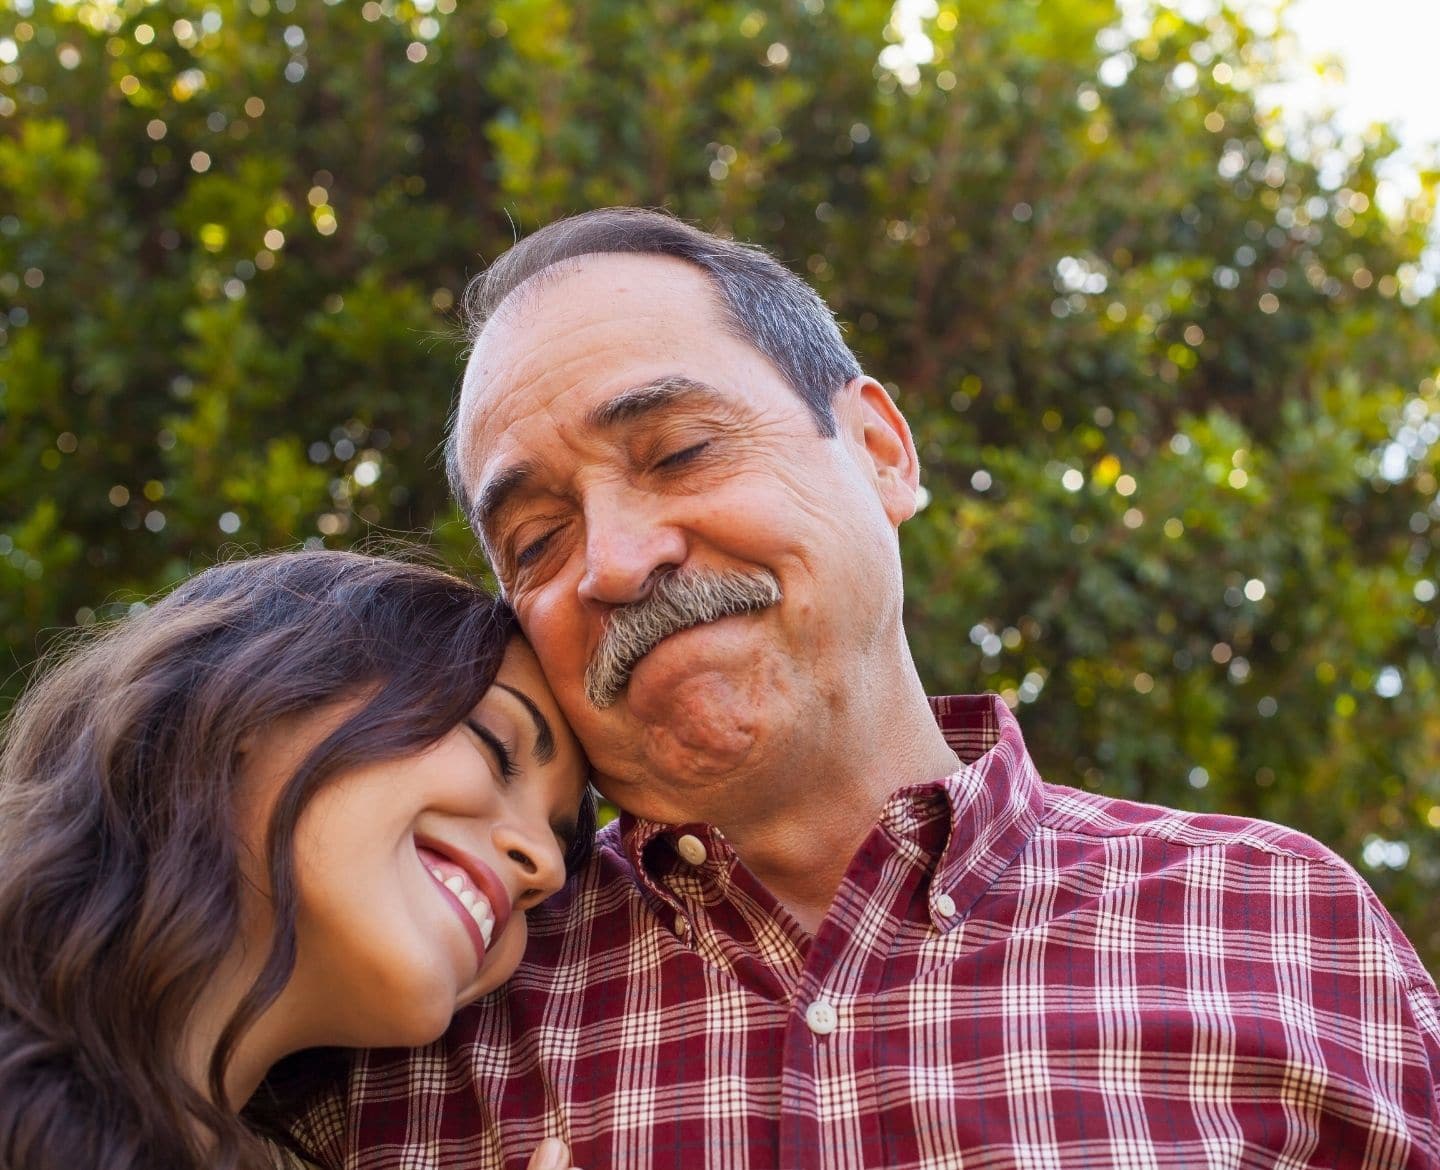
493, 683, 556, 763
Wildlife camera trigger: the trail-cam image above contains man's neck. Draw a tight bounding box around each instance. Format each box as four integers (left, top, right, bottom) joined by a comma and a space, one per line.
709, 702, 959, 935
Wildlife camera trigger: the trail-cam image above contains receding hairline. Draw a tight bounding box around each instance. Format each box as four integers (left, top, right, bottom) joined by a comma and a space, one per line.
453, 250, 751, 488
474, 248, 736, 347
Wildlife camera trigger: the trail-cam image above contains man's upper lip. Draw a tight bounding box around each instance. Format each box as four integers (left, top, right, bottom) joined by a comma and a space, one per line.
414, 834, 513, 942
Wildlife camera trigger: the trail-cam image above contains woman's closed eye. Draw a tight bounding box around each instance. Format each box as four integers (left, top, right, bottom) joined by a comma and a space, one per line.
465, 719, 518, 781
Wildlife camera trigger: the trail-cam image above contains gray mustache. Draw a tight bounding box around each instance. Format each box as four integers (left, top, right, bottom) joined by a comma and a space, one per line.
584, 567, 783, 709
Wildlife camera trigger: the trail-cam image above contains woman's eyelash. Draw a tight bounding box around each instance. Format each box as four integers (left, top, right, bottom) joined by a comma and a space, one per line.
466, 719, 519, 779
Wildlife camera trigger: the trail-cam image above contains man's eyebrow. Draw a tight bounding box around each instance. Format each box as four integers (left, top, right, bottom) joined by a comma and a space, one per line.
494, 683, 556, 764
586, 375, 725, 430
472, 459, 535, 539
472, 376, 723, 535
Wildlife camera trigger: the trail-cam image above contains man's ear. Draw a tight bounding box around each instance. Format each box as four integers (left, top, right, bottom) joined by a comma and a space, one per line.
837, 377, 921, 527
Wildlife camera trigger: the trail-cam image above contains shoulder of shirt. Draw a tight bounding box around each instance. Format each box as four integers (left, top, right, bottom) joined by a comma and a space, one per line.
1037, 780, 1339, 861
1037, 780, 1438, 994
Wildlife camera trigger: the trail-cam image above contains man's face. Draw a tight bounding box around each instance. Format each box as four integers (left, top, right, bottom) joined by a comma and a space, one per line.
455, 255, 918, 822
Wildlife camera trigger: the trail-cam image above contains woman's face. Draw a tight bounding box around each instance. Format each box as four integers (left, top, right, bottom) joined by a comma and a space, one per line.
241, 638, 588, 1050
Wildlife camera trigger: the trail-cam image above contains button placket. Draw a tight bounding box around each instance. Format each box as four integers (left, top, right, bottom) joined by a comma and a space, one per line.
804, 999, 838, 1036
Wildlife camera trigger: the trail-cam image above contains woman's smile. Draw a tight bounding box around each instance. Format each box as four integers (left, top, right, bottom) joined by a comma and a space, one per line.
415, 841, 512, 964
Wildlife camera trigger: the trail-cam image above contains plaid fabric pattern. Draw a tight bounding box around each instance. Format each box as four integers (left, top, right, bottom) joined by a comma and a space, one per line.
291, 695, 1440, 1169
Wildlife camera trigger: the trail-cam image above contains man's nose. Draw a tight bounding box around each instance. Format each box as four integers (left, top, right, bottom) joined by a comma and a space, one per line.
493, 815, 567, 905
577, 489, 686, 606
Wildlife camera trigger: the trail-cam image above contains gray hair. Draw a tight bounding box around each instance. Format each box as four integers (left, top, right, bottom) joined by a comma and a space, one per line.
584, 565, 783, 709
446, 207, 862, 520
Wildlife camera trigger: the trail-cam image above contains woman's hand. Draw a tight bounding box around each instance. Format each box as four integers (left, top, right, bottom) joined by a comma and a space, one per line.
527, 1137, 579, 1170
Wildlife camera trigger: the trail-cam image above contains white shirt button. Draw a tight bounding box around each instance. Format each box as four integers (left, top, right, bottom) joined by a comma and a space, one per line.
935, 892, 957, 918
676, 833, 708, 866
805, 1000, 838, 1036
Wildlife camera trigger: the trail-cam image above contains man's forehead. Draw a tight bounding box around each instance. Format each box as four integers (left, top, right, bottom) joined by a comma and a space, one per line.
472, 250, 718, 381
455, 255, 725, 473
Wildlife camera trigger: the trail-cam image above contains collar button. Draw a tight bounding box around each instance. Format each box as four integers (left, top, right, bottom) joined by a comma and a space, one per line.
676, 833, 708, 866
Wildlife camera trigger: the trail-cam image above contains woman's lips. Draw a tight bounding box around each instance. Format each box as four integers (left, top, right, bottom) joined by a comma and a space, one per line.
415, 842, 512, 970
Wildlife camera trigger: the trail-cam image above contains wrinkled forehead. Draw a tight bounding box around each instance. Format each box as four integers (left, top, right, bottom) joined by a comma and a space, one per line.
453, 253, 726, 476
457, 258, 587, 438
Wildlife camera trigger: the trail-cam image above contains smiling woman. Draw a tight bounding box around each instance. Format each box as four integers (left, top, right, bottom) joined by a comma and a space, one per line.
249, 638, 588, 1054
0, 551, 592, 1170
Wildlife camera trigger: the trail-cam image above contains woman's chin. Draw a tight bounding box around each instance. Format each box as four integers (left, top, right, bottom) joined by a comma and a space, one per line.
332, 981, 464, 1049
382, 1005, 458, 1049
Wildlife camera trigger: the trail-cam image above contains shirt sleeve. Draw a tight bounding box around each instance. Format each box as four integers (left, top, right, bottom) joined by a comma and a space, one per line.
1356, 880, 1440, 1164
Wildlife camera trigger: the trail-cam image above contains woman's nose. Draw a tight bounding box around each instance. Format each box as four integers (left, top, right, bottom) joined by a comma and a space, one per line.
493, 817, 566, 904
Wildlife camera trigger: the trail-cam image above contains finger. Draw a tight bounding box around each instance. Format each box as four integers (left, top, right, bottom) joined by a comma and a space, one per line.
525, 1137, 570, 1170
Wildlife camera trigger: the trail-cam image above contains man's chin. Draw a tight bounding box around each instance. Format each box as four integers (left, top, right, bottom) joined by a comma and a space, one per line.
635, 704, 762, 781
577, 667, 771, 788
630, 660, 769, 739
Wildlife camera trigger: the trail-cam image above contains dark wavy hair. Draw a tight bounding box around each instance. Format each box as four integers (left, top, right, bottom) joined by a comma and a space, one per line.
0, 550, 593, 1170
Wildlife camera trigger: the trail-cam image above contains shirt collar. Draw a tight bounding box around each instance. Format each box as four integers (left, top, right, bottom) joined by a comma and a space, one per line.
916, 694, 1045, 924
617, 694, 1044, 924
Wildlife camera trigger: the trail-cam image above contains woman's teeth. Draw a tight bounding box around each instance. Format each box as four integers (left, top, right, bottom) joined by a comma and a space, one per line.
430, 866, 496, 947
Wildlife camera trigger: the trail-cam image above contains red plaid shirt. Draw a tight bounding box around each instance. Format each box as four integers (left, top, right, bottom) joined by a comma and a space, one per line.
291, 695, 1440, 1168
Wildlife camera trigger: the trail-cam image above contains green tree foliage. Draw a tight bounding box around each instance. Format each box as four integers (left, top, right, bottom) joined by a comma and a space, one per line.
2, 0, 1438, 966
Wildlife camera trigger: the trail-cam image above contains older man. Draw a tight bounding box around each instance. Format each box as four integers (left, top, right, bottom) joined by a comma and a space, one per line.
291, 209, 1440, 1169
